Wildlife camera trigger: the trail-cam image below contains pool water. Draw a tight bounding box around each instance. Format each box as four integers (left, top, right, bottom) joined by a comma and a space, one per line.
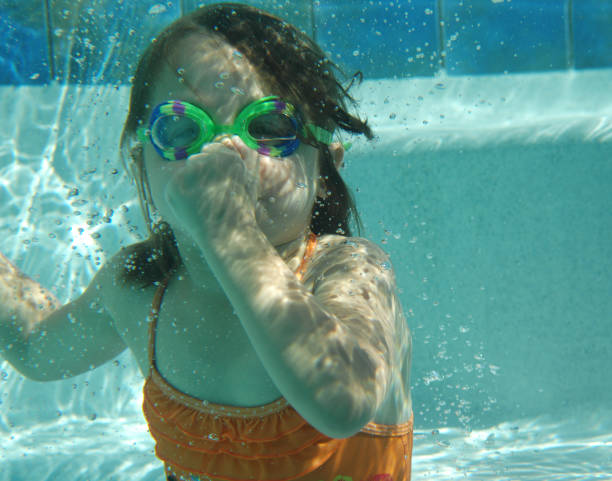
1, 69, 611, 480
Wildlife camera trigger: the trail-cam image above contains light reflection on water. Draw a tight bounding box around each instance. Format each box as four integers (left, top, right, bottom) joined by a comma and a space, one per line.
413, 411, 612, 480
0, 405, 610, 480
1, 414, 161, 481
0, 84, 143, 304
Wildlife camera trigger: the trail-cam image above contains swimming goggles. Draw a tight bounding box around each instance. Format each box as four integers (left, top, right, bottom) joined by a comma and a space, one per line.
137, 96, 334, 161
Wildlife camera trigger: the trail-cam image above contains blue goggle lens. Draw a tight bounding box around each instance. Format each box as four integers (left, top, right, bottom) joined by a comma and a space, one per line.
151, 115, 203, 150
247, 113, 298, 145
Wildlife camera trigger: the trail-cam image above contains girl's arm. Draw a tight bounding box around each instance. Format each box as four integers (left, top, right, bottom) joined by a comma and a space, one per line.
0, 252, 127, 381
198, 227, 406, 439
165, 144, 407, 438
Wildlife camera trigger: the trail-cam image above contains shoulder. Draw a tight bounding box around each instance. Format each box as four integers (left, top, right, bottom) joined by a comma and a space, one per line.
304, 234, 400, 316
306, 234, 397, 287
95, 240, 154, 288
92, 240, 160, 313
93, 240, 160, 327
312, 234, 391, 262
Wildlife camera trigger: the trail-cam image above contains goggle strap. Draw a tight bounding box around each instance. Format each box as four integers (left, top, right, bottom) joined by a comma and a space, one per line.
305, 124, 352, 152
306, 124, 333, 145
137, 127, 147, 144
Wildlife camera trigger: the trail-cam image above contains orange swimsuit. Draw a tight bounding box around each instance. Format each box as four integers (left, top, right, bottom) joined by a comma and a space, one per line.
142, 235, 414, 481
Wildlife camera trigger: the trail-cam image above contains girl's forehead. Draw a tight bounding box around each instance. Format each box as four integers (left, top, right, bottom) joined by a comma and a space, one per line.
152, 32, 267, 117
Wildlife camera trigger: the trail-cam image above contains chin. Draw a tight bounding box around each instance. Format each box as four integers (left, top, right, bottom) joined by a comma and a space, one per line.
255, 190, 315, 245
256, 210, 311, 246
261, 222, 307, 246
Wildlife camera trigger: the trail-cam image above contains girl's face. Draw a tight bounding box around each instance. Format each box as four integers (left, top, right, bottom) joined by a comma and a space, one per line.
142, 32, 322, 246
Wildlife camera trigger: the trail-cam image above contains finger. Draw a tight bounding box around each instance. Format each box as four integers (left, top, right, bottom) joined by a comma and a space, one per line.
227, 135, 249, 160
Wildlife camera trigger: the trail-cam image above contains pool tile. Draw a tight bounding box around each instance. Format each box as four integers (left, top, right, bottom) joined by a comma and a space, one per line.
315, 0, 439, 79
182, 0, 314, 37
50, 0, 180, 83
443, 0, 567, 75
0, 5, 50, 84
573, 0, 612, 69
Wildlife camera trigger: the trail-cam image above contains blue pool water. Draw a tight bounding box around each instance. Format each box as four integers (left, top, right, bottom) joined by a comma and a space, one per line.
1, 69, 611, 480
1, 1, 612, 479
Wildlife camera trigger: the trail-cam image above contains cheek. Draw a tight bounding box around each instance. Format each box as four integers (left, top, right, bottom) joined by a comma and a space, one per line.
254, 151, 319, 230
257, 180, 313, 216
143, 153, 183, 210
257, 151, 316, 199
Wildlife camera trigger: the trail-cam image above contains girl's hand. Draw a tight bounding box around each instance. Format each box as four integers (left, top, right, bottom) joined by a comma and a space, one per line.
164, 136, 260, 239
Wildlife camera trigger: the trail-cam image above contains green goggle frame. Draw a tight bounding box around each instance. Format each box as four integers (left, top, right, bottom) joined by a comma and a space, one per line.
137, 96, 335, 161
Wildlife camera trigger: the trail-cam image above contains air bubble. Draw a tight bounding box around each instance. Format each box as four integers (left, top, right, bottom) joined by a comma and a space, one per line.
148, 4, 167, 15
230, 87, 245, 96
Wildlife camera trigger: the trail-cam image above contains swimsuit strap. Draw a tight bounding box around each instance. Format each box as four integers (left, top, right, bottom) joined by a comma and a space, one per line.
147, 276, 171, 371
147, 233, 318, 374
295, 232, 318, 281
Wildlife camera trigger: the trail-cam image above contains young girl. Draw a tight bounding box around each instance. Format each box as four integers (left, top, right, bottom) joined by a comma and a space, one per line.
0, 4, 413, 480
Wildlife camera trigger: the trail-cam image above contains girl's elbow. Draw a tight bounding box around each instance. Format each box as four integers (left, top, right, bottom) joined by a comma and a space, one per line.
316, 409, 374, 439
320, 415, 372, 439
310, 392, 377, 439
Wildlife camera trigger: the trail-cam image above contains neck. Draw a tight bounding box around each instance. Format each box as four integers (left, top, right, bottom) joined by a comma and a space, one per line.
170, 225, 312, 283
273, 228, 313, 273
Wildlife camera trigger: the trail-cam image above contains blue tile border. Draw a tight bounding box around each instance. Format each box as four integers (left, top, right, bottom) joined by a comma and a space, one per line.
183, 0, 313, 35
49, 0, 180, 84
573, 0, 612, 70
442, 0, 567, 75
0, 9, 50, 84
315, 0, 440, 79
1, 0, 612, 85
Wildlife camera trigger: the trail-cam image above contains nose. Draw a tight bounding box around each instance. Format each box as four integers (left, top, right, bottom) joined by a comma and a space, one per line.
212, 133, 232, 143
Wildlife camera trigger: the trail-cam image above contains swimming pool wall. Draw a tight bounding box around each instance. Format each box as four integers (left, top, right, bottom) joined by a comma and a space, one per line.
2, 0, 612, 85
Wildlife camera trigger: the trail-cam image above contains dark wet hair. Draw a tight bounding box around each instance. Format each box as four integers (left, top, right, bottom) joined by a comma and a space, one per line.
119, 3, 374, 287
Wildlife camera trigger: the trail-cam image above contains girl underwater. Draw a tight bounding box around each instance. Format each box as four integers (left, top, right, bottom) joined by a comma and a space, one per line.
0, 3, 413, 480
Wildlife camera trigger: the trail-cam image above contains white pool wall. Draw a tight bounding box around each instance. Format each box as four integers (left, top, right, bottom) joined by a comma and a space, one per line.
347, 68, 612, 427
